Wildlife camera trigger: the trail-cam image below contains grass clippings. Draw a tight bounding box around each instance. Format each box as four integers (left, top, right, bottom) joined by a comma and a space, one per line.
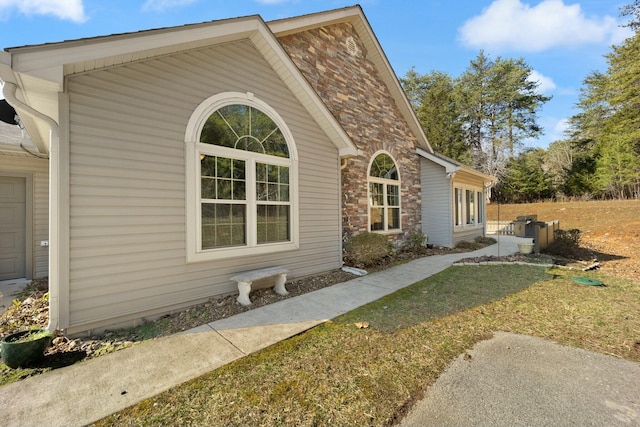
94, 264, 640, 427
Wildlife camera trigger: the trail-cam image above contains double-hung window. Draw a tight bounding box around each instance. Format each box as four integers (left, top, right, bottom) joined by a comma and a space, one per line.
368, 153, 401, 232
466, 190, 475, 225
185, 93, 298, 262
454, 185, 484, 229
454, 188, 463, 226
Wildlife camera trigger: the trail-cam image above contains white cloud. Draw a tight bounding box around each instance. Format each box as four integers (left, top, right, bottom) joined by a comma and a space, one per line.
552, 117, 569, 138
459, 0, 629, 52
0, 0, 86, 22
523, 116, 570, 148
610, 24, 635, 45
528, 70, 556, 94
141, 0, 198, 12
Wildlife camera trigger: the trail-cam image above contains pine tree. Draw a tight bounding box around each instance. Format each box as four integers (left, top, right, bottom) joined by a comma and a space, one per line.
457, 52, 550, 179
400, 70, 469, 162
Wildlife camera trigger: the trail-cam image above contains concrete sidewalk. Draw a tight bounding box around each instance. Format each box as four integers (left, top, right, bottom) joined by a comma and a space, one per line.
0, 236, 521, 427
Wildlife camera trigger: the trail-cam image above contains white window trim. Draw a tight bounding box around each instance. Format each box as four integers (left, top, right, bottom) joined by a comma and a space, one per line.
367, 150, 402, 234
185, 92, 299, 262
453, 185, 485, 231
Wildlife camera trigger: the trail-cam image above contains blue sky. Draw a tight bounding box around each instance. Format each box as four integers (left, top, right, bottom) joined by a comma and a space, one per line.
0, 0, 634, 149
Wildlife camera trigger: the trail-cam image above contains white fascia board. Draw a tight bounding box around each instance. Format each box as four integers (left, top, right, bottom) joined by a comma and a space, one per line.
268, 6, 360, 35
0, 52, 16, 85
6, 13, 358, 156
0, 51, 10, 66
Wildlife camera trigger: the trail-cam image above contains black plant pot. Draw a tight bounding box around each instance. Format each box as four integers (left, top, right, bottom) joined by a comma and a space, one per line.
1, 329, 53, 369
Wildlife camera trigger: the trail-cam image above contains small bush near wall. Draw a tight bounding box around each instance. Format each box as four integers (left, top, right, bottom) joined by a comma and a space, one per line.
475, 236, 497, 245
545, 228, 582, 258
455, 236, 497, 251
404, 231, 428, 252
344, 232, 394, 268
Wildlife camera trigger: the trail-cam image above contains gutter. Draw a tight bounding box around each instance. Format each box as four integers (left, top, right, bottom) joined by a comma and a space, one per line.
2, 82, 61, 333
2, 82, 58, 139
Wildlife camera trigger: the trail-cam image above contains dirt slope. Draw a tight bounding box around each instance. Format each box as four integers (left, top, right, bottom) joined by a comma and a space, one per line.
487, 200, 640, 281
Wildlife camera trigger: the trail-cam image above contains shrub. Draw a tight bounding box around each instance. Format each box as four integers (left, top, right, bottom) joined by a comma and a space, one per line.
455, 240, 482, 250
404, 231, 428, 253
475, 236, 496, 245
544, 228, 582, 258
455, 236, 497, 251
344, 232, 394, 267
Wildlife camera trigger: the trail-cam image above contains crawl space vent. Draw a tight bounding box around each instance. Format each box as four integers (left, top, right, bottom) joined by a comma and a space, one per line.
345, 36, 359, 56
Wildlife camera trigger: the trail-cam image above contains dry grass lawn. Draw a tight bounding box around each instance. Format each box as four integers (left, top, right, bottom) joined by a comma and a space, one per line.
95, 263, 640, 427
84, 200, 640, 426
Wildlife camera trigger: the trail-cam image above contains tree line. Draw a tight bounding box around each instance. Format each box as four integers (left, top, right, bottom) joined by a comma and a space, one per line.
401, 2, 640, 203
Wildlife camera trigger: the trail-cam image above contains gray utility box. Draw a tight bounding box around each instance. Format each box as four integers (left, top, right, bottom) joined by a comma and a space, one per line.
514, 214, 538, 238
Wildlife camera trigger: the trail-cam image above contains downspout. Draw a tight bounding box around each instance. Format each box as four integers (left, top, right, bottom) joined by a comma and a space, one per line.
2, 83, 58, 140
2, 82, 62, 333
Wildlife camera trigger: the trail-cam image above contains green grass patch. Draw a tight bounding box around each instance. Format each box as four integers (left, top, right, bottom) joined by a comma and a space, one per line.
93, 265, 640, 427
337, 264, 552, 332
0, 364, 47, 386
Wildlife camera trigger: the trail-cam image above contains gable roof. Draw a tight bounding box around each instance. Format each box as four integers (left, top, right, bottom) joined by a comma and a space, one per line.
417, 148, 497, 184
268, 6, 433, 153
0, 12, 359, 157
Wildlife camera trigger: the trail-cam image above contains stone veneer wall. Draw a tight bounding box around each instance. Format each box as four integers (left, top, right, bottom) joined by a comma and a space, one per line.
278, 22, 423, 245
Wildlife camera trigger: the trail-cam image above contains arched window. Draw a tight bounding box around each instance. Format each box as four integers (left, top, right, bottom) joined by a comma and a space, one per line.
368, 152, 400, 232
185, 92, 298, 261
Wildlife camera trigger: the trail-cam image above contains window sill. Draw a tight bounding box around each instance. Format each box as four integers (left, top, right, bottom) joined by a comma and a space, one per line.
371, 229, 403, 236
187, 241, 298, 263
453, 223, 484, 232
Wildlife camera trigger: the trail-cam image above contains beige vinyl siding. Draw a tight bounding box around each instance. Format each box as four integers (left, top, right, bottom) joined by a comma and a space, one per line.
420, 158, 452, 247
66, 39, 342, 334
0, 155, 49, 278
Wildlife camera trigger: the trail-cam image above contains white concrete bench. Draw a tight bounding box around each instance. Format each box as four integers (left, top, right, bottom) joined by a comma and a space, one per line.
230, 266, 289, 306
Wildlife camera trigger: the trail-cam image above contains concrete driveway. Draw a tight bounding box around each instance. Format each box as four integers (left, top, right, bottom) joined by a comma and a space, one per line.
398, 332, 640, 427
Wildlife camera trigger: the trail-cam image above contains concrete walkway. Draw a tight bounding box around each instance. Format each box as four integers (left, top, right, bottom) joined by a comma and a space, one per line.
398, 332, 640, 427
1, 237, 522, 427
